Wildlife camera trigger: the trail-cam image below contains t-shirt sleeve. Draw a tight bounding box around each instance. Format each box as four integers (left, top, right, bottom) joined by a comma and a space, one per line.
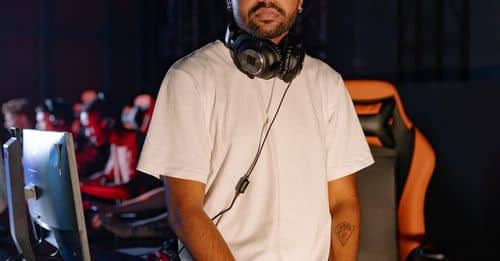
326, 75, 374, 181
137, 68, 211, 183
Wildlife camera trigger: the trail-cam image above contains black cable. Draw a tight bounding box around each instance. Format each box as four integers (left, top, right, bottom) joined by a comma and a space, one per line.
170, 80, 294, 260
212, 79, 293, 223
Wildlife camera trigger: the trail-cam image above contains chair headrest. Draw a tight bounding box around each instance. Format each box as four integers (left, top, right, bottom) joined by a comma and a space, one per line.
355, 98, 396, 147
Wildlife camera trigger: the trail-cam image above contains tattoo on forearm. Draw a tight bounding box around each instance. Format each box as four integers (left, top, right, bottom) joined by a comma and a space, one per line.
334, 221, 355, 246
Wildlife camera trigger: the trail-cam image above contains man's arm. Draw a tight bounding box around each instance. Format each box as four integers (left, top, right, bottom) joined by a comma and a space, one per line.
161, 176, 235, 261
328, 174, 361, 261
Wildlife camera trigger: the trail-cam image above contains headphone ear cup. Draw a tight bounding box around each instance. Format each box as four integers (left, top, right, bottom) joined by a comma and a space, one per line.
233, 36, 281, 80
226, 24, 282, 80
225, 23, 303, 82
279, 39, 305, 83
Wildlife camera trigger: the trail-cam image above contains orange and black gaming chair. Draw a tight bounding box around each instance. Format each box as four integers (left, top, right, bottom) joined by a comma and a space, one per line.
345, 80, 445, 261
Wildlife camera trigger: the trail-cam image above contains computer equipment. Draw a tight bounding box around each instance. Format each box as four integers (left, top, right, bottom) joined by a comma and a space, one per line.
3, 131, 36, 260
5, 129, 91, 260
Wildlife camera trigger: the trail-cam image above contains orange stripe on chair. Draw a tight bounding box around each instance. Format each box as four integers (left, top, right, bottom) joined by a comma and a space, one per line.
366, 136, 384, 147
354, 103, 383, 115
345, 80, 413, 129
397, 128, 436, 260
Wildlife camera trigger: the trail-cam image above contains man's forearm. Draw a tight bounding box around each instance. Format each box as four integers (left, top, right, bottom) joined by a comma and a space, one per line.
170, 208, 235, 261
329, 201, 360, 261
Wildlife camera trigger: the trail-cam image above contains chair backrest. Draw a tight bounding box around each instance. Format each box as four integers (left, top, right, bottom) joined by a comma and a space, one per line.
344, 80, 436, 261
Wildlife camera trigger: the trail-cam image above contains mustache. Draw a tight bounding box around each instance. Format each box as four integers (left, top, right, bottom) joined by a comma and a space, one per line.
248, 2, 286, 17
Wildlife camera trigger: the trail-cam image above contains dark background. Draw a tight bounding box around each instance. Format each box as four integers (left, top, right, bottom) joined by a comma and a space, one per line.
1, 1, 499, 259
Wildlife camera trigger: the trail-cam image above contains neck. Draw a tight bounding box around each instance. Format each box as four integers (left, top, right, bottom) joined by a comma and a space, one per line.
270, 31, 289, 45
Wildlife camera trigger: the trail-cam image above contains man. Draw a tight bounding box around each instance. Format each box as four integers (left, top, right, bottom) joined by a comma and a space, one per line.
138, 0, 374, 260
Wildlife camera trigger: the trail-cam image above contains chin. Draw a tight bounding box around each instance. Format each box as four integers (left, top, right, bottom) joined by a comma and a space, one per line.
253, 27, 280, 36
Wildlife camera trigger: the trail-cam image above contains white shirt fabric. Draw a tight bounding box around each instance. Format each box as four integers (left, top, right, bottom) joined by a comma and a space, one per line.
137, 40, 374, 261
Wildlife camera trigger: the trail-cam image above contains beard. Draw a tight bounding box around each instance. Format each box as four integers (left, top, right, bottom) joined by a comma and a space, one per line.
240, 2, 298, 40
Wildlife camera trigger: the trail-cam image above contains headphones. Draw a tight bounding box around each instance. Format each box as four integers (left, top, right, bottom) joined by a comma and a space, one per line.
224, 23, 305, 83
80, 92, 116, 130
121, 94, 155, 133
121, 106, 145, 131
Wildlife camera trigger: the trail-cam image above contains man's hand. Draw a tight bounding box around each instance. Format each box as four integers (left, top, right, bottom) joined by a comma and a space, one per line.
162, 176, 235, 261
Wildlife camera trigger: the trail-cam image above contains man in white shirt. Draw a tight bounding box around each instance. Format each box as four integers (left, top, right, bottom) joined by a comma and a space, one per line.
138, 0, 374, 260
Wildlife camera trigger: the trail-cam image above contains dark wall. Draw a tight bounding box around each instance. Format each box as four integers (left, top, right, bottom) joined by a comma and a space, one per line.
1, 2, 41, 104
327, 0, 398, 80
0, 0, 166, 109
400, 82, 500, 260
470, 1, 500, 79
1, 0, 500, 260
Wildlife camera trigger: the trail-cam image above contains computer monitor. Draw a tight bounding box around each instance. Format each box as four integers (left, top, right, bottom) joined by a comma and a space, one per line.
22, 129, 91, 260
3, 130, 36, 261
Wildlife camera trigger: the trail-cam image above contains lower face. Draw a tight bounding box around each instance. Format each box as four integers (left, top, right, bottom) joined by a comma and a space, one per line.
233, 0, 299, 41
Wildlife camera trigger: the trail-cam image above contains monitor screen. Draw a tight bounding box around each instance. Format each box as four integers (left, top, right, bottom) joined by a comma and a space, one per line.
22, 129, 90, 260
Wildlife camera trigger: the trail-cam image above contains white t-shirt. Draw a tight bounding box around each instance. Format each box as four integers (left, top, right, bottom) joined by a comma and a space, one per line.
137, 40, 374, 261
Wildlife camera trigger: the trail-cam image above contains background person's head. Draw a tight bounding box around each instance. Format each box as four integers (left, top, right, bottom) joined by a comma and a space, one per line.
35, 98, 73, 131
80, 93, 117, 147
227, 0, 303, 43
1, 98, 34, 130
121, 94, 155, 134
80, 89, 98, 105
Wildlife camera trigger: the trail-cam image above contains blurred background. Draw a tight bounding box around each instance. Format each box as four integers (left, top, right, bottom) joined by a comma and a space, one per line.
1, 0, 499, 259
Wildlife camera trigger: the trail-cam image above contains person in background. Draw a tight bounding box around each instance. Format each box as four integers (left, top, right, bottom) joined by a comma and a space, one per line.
79, 94, 162, 208
79, 94, 138, 184
80, 89, 98, 104
1, 98, 34, 131
71, 89, 98, 140
76, 94, 115, 180
35, 98, 74, 132
121, 93, 155, 153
